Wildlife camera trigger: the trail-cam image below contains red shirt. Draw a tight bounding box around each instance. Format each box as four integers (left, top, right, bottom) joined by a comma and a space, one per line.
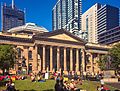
103, 86, 110, 90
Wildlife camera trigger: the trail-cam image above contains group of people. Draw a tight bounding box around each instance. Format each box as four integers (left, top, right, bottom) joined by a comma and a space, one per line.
30, 72, 48, 82
55, 76, 81, 91
97, 85, 110, 91
97, 79, 110, 91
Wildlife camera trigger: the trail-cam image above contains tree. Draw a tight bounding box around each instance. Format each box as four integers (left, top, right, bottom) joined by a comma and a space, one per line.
0, 45, 17, 74
109, 43, 120, 71
97, 55, 108, 70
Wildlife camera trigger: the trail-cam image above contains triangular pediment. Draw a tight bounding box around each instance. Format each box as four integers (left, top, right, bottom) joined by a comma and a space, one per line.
34, 29, 86, 44
48, 33, 79, 42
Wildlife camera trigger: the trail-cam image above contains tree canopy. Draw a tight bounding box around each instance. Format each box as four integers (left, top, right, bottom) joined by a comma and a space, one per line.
109, 43, 120, 70
97, 43, 120, 71
0, 45, 17, 71
97, 55, 108, 70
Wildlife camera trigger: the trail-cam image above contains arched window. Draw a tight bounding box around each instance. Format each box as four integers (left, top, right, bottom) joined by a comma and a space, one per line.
28, 51, 32, 59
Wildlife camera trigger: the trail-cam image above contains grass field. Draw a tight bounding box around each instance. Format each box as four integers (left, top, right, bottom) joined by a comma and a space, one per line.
0, 80, 119, 91
79, 81, 118, 91
0, 80, 55, 91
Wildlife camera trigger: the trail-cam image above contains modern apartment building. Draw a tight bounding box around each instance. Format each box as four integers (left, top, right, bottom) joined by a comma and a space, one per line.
82, 3, 119, 43
82, 3, 101, 43
1, 0, 25, 32
98, 26, 120, 44
52, 0, 82, 36
97, 5, 119, 36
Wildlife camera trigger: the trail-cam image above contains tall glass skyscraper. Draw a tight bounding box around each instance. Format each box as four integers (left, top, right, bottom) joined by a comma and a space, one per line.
52, 0, 82, 36
1, 0, 25, 32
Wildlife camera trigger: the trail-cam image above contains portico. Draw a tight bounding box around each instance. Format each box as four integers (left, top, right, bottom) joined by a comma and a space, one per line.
35, 45, 83, 74
32, 30, 86, 74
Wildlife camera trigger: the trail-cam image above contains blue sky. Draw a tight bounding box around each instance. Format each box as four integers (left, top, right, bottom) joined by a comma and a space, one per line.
0, 0, 120, 31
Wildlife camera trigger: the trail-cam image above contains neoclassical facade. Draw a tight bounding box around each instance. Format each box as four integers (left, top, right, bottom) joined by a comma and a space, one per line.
0, 24, 110, 75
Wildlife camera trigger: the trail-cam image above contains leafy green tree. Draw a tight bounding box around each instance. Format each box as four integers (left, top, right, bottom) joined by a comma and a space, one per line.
109, 43, 120, 71
0, 45, 17, 74
97, 55, 108, 70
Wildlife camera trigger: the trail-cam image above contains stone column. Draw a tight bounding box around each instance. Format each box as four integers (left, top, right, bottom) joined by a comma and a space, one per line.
76, 49, 79, 72
81, 49, 85, 72
97, 54, 100, 72
42, 45, 46, 72
90, 53, 94, 73
64, 47, 67, 71
38, 59, 41, 71
57, 47, 60, 71
33, 45, 38, 73
97, 54, 100, 61
38, 52, 41, 71
70, 48, 73, 71
50, 46, 53, 72
24, 46, 29, 74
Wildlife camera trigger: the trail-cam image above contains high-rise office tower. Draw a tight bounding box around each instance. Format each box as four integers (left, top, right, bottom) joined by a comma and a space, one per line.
99, 26, 120, 44
98, 5, 119, 44
52, 0, 82, 36
82, 3, 102, 43
97, 4, 119, 36
1, 0, 25, 32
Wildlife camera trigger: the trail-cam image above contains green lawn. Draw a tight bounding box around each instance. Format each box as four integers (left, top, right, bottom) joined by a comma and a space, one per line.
0, 80, 119, 91
79, 80, 118, 91
0, 80, 55, 91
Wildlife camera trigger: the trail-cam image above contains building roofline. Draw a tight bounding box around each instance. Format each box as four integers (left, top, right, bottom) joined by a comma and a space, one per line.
52, 0, 61, 10
34, 29, 87, 44
82, 3, 102, 15
97, 4, 119, 12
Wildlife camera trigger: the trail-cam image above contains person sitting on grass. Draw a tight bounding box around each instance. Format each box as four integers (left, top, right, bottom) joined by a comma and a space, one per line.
102, 85, 110, 91
37, 74, 46, 82
77, 78, 82, 85
21, 76, 26, 80
69, 79, 80, 91
37, 75, 45, 82
37, 75, 41, 82
97, 86, 101, 91
31, 75, 35, 82
63, 81, 68, 90
99, 85, 110, 91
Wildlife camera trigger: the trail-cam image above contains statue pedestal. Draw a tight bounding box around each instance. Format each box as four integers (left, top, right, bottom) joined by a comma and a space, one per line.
102, 70, 118, 83
102, 78, 118, 83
